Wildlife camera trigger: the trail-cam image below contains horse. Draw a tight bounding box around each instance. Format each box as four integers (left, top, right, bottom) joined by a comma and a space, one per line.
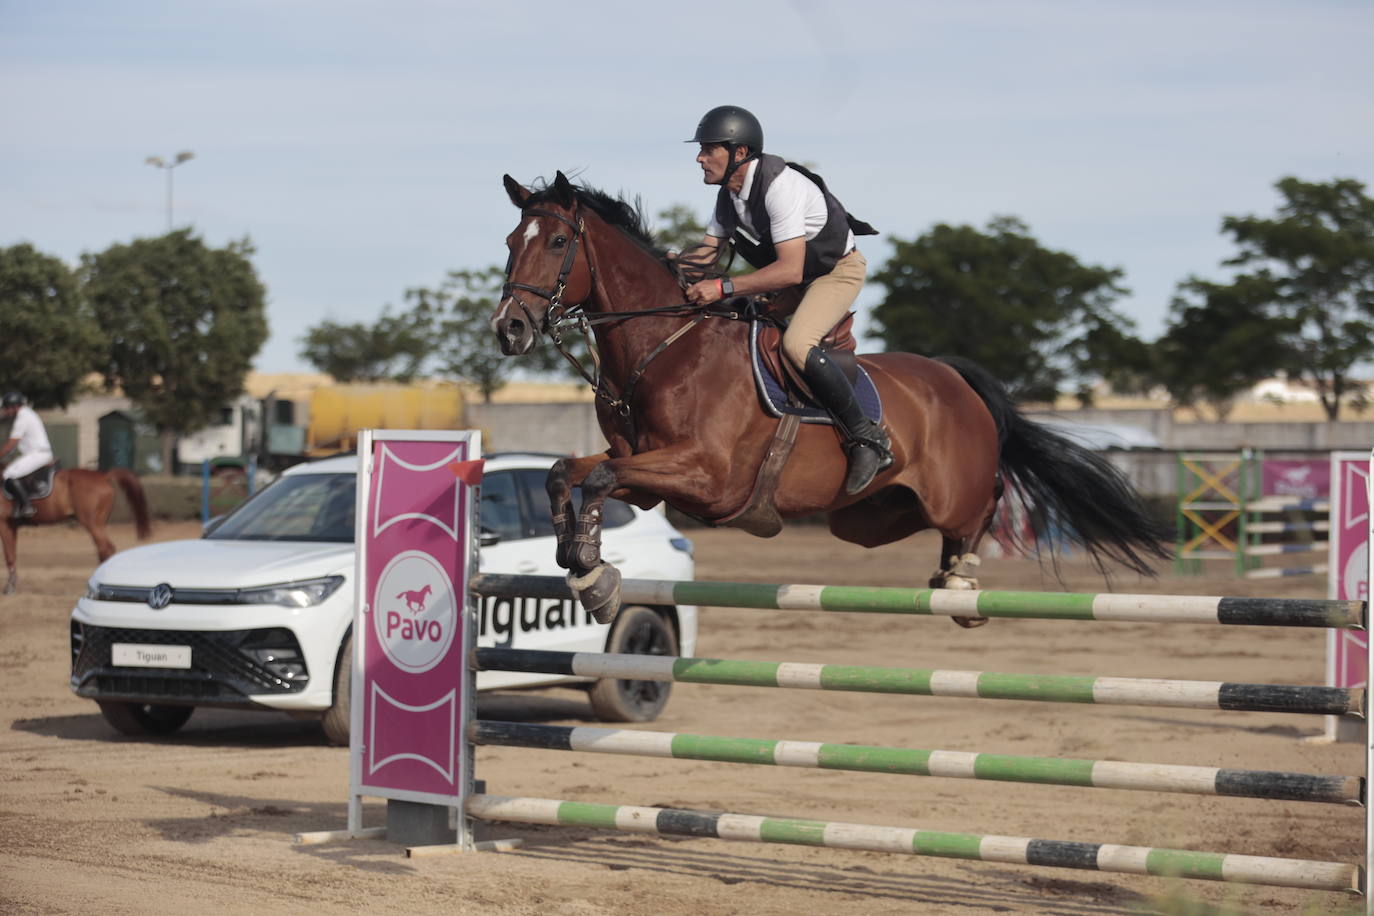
492, 171, 1172, 624
397, 584, 433, 614
1, 468, 153, 595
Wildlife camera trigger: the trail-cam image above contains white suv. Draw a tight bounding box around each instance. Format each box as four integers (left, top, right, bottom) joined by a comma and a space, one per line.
69, 453, 697, 743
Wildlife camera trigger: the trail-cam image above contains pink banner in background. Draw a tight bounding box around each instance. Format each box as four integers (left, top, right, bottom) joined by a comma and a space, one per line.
1262, 459, 1330, 501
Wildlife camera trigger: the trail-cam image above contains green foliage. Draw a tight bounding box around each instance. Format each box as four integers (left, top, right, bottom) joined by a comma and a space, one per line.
652, 204, 707, 253
1155, 275, 1298, 419
408, 266, 567, 402
868, 216, 1142, 403
81, 230, 268, 435
299, 307, 433, 383
1215, 176, 1374, 419
0, 243, 103, 407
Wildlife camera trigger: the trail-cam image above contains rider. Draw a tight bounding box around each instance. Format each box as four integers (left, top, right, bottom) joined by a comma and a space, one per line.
682, 105, 889, 496
0, 392, 53, 519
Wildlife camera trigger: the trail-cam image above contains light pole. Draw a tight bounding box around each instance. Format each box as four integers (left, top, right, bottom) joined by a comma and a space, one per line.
145, 151, 195, 232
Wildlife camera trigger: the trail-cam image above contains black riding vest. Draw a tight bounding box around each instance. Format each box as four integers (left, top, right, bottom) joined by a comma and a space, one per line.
713, 154, 877, 283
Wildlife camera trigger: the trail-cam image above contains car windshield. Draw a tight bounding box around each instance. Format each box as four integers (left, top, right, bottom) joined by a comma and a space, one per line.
206, 474, 356, 542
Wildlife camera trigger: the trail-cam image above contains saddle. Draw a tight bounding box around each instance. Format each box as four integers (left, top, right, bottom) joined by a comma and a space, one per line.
719, 308, 883, 538
749, 311, 882, 424
6, 461, 59, 501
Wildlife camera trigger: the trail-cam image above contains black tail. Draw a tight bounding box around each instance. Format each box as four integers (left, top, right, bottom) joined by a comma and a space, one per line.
940, 356, 1173, 577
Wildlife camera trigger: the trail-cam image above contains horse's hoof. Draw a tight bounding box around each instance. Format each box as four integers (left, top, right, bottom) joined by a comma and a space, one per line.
3, 582, 15, 596
567, 564, 622, 625
952, 614, 989, 629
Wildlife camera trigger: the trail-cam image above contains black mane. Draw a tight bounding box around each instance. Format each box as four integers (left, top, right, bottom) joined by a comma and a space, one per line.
525, 179, 667, 260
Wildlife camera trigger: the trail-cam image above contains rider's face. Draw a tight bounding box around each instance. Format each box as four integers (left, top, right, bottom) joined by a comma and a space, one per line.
696, 143, 730, 185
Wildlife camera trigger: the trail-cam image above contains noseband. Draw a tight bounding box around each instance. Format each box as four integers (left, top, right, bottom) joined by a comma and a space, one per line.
502, 206, 586, 334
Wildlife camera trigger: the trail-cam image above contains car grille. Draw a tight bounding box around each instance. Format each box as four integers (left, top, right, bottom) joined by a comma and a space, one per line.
70, 622, 310, 703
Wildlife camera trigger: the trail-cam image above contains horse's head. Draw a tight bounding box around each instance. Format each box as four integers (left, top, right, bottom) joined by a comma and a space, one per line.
493, 171, 595, 356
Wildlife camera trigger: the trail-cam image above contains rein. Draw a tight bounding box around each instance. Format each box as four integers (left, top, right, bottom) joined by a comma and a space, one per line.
504, 203, 750, 426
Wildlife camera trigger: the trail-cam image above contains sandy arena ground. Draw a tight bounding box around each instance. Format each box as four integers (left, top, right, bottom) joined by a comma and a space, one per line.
0, 520, 1365, 915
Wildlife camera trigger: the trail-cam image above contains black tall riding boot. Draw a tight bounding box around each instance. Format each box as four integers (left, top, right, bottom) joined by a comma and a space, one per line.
4, 478, 35, 519
801, 347, 892, 495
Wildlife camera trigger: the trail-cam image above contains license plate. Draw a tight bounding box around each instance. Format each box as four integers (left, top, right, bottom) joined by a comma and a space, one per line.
112, 643, 192, 669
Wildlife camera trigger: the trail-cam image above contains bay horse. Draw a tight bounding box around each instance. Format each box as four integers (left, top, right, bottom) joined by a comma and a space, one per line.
1, 468, 153, 595
493, 171, 1172, 624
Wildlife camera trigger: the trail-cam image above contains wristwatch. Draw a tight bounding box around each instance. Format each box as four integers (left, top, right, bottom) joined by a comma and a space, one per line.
720, 277, 734, 297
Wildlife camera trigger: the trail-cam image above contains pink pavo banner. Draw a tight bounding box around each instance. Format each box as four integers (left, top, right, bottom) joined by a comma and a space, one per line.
353, 432, 482, 803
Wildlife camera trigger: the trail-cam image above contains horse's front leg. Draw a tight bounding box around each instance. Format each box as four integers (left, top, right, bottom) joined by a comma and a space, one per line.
546, 455, 610, 571
552, 445, 730, 626
562, 461, 623, 624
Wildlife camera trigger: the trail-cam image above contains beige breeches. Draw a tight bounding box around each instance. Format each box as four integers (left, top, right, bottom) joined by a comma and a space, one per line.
781, 249, 867, 369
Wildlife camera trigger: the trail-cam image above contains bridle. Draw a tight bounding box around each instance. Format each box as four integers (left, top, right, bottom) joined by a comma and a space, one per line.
501, 206, 587, 338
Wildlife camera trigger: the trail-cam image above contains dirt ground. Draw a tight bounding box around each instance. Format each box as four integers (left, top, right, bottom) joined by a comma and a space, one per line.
0, 520, 1365, 915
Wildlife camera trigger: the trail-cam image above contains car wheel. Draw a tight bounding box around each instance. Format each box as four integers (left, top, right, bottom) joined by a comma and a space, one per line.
321, 633, 352, 746
96, 700, 194, 736
588, 606, 677, 723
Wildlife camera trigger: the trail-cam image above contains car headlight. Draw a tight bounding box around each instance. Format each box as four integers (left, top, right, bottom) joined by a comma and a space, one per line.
85, 582, 144, 601
236, 576, 345, 608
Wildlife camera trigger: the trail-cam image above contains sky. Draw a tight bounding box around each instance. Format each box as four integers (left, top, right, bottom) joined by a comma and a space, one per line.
3, 0, 1371, 376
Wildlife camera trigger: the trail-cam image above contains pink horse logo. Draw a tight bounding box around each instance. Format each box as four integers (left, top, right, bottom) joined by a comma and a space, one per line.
396, 584, 433, 614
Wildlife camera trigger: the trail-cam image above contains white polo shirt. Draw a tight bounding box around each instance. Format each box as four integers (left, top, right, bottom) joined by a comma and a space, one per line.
8, 406, 52, 458
707, 160, 856, 252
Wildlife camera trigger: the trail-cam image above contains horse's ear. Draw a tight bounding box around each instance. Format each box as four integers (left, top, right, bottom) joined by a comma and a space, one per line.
553, 171, 576, 207
503, 174, 530, 208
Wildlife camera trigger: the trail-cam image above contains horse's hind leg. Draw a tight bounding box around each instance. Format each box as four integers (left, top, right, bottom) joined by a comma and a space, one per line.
2, 521, 17, 595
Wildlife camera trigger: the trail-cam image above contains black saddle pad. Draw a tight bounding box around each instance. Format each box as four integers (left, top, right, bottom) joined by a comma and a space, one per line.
17, 462, 59, 500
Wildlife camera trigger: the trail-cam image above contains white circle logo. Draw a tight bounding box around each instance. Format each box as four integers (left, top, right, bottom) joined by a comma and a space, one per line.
373, 550, 458, 673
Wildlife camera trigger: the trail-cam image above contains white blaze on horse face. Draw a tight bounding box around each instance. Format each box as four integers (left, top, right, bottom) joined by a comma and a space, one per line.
521, 220, 541, 248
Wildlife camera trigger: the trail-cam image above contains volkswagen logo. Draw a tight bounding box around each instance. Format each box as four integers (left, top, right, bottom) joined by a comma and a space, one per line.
147, 583, 174, 610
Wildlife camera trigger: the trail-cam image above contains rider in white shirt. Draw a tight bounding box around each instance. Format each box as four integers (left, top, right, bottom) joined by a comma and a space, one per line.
682, 106, 889, 496
1, 392, 54, 518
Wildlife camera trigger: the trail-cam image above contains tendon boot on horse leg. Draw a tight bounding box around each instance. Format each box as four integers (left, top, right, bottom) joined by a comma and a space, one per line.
546, 459, 578, 571
555, 462, 623, 625
931, 536, 988, 629
801, 347, 892, 495
3, 479, 35, 520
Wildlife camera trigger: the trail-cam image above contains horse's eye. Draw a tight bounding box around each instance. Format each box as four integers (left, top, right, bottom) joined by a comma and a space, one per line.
552, 236, 567, 249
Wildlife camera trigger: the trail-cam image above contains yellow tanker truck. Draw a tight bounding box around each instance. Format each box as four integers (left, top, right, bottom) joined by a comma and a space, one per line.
302, 383, 467, 456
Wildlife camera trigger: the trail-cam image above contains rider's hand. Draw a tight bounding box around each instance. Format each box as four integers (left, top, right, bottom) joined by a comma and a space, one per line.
686, 279, 721, 304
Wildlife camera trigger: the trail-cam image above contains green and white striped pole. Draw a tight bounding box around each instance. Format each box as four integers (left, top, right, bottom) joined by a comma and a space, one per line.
470, 721, 1361, 804
474, 648, 1363, 717
467, 794, 1361, 894
471, 574, 1365, 628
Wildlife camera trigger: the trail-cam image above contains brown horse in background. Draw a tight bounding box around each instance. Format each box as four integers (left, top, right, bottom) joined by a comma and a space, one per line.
1, 469, 152, 594
493, 172, 1172, 624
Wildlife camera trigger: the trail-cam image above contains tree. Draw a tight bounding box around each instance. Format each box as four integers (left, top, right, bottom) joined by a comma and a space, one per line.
81, 230, 269, 471
1154, 275, 1299, 420
299, 307, 433, 383
652, 204, 707, 253
0, 243, 102, 407
1210, 177, 1374, 419
868, 216, 1144, 403
408, 266, 566, 402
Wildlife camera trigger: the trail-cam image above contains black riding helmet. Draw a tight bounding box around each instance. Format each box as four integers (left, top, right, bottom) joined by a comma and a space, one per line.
1, 392, 25, 409
687, 105, 764, 184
